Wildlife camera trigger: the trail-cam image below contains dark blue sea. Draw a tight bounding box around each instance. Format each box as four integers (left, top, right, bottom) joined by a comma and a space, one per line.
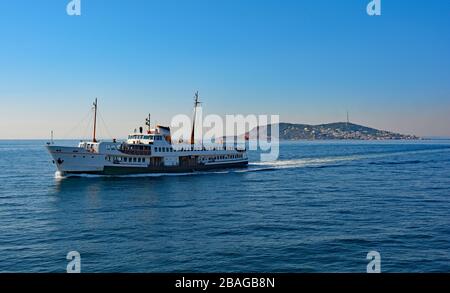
1, 140, 450, 272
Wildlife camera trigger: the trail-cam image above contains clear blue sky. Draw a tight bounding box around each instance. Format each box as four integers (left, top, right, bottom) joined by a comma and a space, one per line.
1, 0, 449, 138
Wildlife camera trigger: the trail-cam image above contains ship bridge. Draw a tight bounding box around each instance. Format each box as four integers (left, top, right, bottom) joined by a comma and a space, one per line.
127, 125, 172, 146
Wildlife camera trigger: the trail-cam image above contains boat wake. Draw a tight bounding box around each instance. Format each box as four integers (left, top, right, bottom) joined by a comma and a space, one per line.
249, 157, 353, 170
55, 146, 450, 179
248, 146, 450, 172
54, 157, 356, 179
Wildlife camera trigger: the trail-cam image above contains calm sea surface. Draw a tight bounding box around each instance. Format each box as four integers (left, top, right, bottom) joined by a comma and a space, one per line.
0, 140, 450, 272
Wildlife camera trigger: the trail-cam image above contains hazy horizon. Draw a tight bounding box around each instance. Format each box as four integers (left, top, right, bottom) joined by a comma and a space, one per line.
1, 1, 449, 139
1, 118, 448, 140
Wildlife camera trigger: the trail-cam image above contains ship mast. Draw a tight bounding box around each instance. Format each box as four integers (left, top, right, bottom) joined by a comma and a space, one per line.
146, 113, 151, 133
190, 91, 201, 147
93, 98, 98, 143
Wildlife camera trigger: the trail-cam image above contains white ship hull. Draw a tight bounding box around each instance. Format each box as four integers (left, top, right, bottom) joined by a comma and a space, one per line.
46, 144, 248, 176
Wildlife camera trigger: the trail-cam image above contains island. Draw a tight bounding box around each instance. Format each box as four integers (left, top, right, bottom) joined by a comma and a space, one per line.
243, 122, 420, 140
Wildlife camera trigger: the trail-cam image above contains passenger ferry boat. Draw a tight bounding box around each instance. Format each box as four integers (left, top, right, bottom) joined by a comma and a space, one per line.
46, 93, 248, 176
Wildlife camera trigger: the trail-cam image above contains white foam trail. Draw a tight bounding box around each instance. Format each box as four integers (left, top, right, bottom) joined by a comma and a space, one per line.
54, 171, 66, 179
249, 146, 450, 171
250, 156, 360, 169
55, 146, 450, 179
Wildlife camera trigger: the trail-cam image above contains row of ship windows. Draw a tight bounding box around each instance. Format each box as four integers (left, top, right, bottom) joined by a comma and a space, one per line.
208, 154, 244, 161
128, 135, 163, 140
104, 154, 244, 163
154, 147, 173, 152
73, 155, 95, 158
106, 156, 146, 163
106, 145, 172, 152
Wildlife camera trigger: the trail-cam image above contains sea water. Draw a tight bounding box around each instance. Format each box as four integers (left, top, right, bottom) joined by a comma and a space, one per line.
0, 140, 449, 272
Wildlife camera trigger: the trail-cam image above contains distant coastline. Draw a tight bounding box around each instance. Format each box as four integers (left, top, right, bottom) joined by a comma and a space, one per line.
241, 122, 421, 141
422, 136, 450, 140
1, 123, 445, 141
